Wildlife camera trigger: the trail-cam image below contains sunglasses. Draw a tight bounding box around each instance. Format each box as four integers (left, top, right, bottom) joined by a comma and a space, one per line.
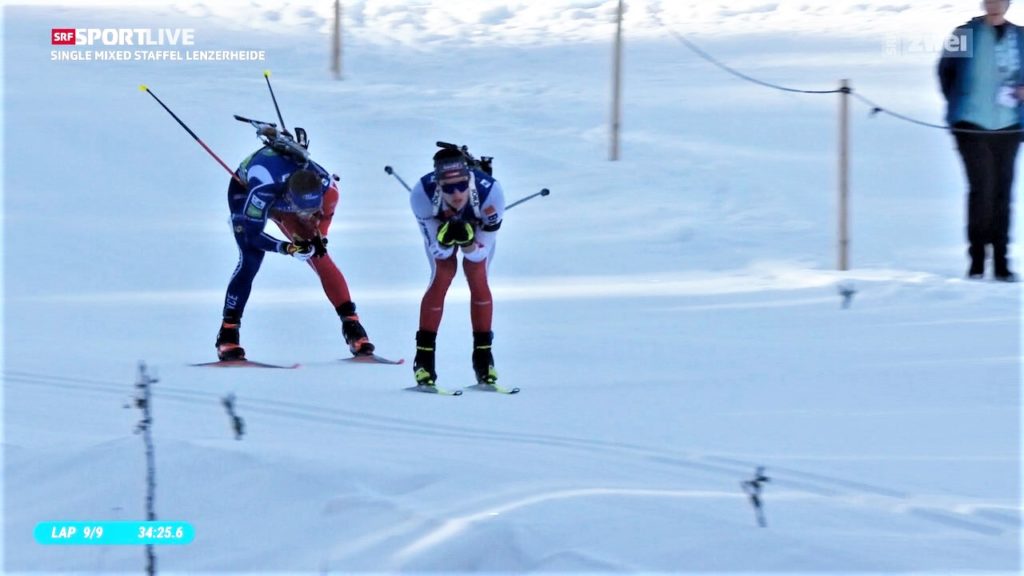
440, 180, 470, 195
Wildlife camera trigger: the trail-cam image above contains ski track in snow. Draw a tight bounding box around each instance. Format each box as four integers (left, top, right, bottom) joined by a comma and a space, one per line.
5, 367, 1018, 553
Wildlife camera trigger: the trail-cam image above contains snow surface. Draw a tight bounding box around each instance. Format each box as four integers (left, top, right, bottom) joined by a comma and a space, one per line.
2, 1, 1022, 574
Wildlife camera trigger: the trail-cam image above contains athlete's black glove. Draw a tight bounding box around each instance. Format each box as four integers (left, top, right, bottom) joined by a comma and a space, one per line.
283, 241, 315, 262
437, 221, 475, 247
310, 236, 328, 258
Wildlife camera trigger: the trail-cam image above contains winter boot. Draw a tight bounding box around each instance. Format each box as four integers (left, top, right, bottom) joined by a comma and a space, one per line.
413, 330, 437, 386
336, 301, 375, 356
215, 318, 246, 361
994, 245, 1016, 282
472, 331, 498, 385
968, 244, 985, 279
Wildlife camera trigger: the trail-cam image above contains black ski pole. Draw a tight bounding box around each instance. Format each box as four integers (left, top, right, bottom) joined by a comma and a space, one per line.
263, 70, 288, 136
385, 165, 549, 211
384, 165, 413, 192
140, 84, 246, 187
505, 188, 550, 210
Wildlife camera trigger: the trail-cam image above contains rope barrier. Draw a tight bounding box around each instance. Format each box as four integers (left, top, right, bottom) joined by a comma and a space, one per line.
661, 27, 844, 95
848, 92, 950, 130
658, 21, 1024, 135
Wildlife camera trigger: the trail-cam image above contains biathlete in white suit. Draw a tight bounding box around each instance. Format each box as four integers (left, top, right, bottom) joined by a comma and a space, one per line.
409, 146, 506, 388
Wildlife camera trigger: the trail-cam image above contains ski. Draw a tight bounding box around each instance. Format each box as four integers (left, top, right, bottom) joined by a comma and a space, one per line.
405, 384, 462, 396
191, 360, 300, 370
466, 383, 520, 394
341, 354, 405, 365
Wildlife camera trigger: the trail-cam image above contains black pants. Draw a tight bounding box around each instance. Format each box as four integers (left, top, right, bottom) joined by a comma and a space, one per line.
954, 122, 1020, 271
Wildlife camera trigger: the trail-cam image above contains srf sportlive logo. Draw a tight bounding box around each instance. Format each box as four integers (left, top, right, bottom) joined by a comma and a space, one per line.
51, 28, 195, 46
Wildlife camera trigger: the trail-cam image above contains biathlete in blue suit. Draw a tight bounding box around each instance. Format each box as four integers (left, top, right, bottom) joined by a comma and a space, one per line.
216, 126, 375, 360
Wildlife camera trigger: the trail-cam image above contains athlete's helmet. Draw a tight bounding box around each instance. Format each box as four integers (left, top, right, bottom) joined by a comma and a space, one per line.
285, 169, 324, 214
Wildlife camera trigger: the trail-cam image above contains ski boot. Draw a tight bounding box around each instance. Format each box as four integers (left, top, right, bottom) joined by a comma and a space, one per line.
413, 330, 438, 387
215, 318, 246, 361
472, 331, 498, 385
336, 301, 375, 356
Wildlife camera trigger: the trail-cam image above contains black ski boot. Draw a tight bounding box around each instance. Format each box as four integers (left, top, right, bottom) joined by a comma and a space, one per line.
215, 317, 246, 361
413, 330, 437, 386
472, 331, 498, 385
968, 244, 985, 279
336, 301, 375, 356
994, 245, 1016, 282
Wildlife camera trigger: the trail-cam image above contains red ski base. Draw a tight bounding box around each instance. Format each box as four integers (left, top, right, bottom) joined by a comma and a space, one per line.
191, 360, 301, 370
341, 354, 405, 365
